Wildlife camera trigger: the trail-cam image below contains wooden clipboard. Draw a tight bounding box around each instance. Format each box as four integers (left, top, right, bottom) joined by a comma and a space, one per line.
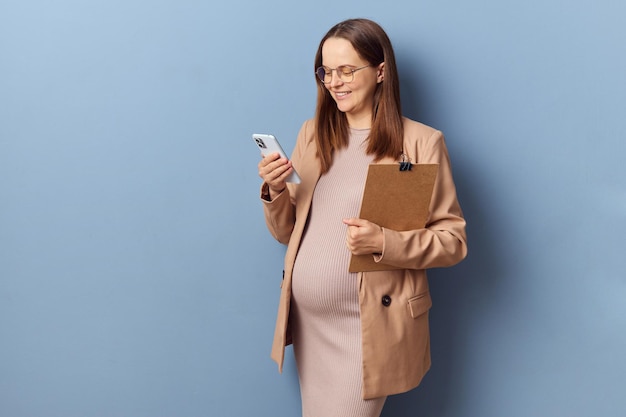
348, 163, 438, 272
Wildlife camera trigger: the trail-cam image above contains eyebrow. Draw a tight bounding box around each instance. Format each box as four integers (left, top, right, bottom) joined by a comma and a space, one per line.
321, 64, 360, 68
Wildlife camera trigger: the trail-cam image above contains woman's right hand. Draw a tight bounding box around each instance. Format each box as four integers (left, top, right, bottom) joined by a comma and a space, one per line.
258, 152, 295, 199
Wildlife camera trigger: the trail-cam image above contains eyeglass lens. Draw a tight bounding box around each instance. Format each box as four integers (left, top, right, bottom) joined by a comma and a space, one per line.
316, 66, 356, 83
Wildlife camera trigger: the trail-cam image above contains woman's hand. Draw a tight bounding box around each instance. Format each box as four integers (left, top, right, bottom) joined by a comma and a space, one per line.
343, 218, 384, 255
258, 152, 295, 199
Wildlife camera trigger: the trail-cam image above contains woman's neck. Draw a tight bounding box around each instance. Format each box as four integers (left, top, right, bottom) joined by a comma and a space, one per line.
346, 113, 372, 130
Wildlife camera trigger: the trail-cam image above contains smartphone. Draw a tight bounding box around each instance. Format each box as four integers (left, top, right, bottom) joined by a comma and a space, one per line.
252, 133, 301, 184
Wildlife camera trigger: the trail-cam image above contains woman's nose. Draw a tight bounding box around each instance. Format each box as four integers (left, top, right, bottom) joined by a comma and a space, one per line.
329, 71, 344, 87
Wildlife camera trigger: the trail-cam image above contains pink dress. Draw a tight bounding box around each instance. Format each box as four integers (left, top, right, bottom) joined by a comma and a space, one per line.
291, 128, 387, 417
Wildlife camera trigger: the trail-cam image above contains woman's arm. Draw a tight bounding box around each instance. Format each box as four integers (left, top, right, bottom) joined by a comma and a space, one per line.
374, 130, 467, 270
259, 121, 312, 245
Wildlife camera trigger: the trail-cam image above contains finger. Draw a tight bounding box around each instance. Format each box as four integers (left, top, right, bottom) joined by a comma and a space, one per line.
268, 159, 292, 177
345, 225, 356, 240
342, 217, 367, 227
259, 154, 286, 175
276, 165, 294, 180
259, 153, 284, 171
345, 235, 355, 252
260, 152, 281, 163
267, 162, 292, 181
259, 158, 291, 181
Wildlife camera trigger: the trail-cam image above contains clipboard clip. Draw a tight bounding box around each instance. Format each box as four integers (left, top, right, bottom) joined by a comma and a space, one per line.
399, 153, 412, 171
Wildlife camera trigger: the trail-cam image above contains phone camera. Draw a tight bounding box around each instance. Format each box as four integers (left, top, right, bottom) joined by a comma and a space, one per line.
255, 138, 267, 149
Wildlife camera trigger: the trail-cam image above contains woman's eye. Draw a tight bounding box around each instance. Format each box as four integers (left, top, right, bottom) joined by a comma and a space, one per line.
339, 67, 353, 76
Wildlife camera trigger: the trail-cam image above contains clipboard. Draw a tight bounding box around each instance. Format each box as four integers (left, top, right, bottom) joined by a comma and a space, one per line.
348, 163, 438, 272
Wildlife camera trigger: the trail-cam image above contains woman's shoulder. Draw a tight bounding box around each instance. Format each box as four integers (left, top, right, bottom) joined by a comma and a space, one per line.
297, 118, 317, 144
402, 117, 442, 140
401, 117, 447, 162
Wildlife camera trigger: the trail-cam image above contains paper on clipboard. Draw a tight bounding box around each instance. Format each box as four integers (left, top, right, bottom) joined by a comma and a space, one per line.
348, 163, 438, 272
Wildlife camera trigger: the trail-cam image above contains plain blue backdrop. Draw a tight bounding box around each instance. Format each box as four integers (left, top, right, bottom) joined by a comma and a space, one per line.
1, 1, 625, 416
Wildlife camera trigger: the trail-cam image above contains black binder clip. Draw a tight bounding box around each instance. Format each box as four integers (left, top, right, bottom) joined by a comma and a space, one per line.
399, 153, 412, 171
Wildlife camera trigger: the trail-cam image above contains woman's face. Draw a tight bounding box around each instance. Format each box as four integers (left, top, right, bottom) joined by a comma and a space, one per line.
321, 37, 384, 128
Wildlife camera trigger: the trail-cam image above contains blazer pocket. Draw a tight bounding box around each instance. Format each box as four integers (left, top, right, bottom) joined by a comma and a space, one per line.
408, 291, 432, 319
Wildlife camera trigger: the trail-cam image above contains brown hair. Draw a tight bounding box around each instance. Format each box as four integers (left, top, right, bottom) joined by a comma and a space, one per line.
314, 18, 404, 173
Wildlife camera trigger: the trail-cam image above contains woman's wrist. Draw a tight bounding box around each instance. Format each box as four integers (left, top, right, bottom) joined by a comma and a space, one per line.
262, 183, 285, 201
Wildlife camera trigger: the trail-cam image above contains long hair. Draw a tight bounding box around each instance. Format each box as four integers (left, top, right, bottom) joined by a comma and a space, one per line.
314, 18, 404, 173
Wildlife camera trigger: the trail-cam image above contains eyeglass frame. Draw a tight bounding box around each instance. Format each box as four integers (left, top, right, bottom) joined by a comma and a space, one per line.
315, 64, 371, 84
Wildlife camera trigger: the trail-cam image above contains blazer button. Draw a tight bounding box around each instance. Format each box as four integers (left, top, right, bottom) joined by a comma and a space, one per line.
381, 295, 392, 307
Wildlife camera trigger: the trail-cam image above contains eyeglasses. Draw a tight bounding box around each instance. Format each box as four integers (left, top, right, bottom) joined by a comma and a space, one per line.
315, 65, 370, 84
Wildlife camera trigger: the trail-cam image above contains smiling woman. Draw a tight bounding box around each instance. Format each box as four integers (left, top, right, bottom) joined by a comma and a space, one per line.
255, 18, 467, 417
317, 37, 383, 129
312, 19, 405, 174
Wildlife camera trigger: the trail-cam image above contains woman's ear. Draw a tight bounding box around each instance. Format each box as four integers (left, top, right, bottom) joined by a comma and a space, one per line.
377, 62, 385, 83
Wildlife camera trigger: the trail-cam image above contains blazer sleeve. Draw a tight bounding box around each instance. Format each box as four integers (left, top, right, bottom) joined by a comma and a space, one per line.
375, 130, 467, 270
259, 120, 311, 245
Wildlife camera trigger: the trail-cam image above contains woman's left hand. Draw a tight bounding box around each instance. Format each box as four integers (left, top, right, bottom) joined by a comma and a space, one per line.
342, 218, 384, 255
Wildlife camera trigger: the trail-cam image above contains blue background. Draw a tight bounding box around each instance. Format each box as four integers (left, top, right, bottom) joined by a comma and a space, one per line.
1, 1, 625, 416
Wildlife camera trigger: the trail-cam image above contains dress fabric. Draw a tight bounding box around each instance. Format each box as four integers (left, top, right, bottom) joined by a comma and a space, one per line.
291, 129, 386, 417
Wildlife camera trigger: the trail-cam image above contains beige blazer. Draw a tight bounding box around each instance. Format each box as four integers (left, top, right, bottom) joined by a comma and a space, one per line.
261, 117, 467, 399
